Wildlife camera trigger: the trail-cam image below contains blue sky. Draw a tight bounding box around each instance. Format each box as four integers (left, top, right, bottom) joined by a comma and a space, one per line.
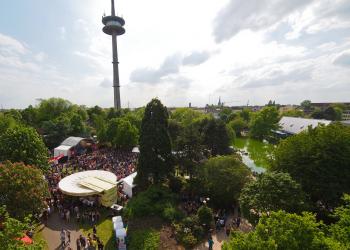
0, 0, 350, 108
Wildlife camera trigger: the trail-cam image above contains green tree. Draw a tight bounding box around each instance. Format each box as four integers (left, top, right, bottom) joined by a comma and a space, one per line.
197, 205, 213, 227
228, 117, 246, 136
330, 194, 350, 248
240, 108, 251, 122
175, 124, 204, 177
0, 113, 17, 134
70, 113, 87, 136
0, 162, 49, 219
301, 100, 312, 111
197, 155, 250, 208
37, 98, 73, 122
170, 108, 209, 127
0, 206, 44, 250
250, 106, 280, 140
222, 211, 337, 250
21, 105, 39, 127
239, 172, 307, 224
136, 99, 174, 187
324, 106, 342, 121
281, 109, 304, 118
219, 107, 233, 123
202, 119, 231, 156
106, 118, 138, 149
272, 123, 350, 210
0, 126, 48, 171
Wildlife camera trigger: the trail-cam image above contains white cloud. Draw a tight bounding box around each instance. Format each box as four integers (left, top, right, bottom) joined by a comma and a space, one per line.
213, 0, 313, 43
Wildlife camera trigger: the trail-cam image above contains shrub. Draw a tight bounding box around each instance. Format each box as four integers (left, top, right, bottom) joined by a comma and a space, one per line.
162, 203, 184, 222
197, 205, 214, 227
123, 186, 178, 219
181, 233, 198, 249
128, 229, 160, 250
169, 175, 185, 193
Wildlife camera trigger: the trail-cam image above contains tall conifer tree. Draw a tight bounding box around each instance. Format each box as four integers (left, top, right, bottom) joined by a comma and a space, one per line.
136, 99, 174, 188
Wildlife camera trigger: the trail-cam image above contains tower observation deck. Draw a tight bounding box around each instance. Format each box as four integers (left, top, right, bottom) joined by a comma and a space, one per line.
102, 0, 125, 110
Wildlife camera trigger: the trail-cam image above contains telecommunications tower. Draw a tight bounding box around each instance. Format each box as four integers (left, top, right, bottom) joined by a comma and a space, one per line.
102, 0, 125, 109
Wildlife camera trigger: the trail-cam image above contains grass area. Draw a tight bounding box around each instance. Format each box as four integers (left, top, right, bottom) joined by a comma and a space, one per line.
79, 210, 116, 250
128, 228, 160, 250
33, 224, 49, 250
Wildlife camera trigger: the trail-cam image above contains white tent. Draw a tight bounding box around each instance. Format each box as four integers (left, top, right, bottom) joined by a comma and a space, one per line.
112, 216, 123, 223
116, 228, 127, 238
121, 172, 137, 197
113, 221, 124, 230
54, 145, 72, 157
132, 147, 140, 153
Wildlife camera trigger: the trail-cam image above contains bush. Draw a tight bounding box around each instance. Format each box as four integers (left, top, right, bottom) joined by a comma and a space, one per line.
174, 215, 206, 249
181, 233, 198, 249
162, 203, 184, 222
168, 175, 185, 193
197, 205, 214, 227
128, 229, 160, 250
123, 186, 178, 220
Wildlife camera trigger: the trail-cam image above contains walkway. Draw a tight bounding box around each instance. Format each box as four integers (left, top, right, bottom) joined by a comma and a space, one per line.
41, 212, 83, 250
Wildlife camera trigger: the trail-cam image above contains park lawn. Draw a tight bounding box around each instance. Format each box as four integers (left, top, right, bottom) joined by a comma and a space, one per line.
80, 210, 116, 250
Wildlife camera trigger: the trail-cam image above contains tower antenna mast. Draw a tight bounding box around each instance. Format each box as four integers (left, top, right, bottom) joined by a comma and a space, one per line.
102, 0, 125, 109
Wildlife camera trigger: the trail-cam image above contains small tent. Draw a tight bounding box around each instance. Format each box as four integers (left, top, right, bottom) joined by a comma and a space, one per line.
54, 145, 72, 157
121, 172, 137, 198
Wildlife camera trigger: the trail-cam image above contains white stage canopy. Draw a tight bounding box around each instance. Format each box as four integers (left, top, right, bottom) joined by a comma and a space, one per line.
58, 170, 117, 196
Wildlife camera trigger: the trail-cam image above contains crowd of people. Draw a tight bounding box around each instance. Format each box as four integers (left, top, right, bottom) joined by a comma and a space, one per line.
41, 147, 138, 249
45, 147, 137, 212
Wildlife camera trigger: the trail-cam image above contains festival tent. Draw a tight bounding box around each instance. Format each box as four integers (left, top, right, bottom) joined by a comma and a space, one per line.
112, 216, 123, 223
54, 145, 72, 157
132, 147, 140, 153
113, 221, 124, 230
120, 172, 137, 198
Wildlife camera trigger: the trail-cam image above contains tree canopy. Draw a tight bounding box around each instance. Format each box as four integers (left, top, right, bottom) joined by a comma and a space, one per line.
106, 118, 138, 149
272, 123, 350, 210
0, 206, 43, 250
0, 125, 48, 171
222, 210, 338, 250
239, 171, 308, 224
136, 99, 174, 187
249, 106, 280, 140
201, 118, 232, 156
196, 155, 251, 208
0, 162, 49, 219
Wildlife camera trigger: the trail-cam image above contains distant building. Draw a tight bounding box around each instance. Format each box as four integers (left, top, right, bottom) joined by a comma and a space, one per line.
342, 110, 350, 120
277, 116, 332, 136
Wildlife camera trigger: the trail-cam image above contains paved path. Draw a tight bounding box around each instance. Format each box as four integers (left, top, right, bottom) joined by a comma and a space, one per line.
41, 212, 83, 250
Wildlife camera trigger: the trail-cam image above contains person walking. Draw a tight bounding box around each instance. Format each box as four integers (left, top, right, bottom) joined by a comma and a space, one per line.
76, 238, 81, 250
60, 229, 66, 248
66, 230, 71, 243
208, 236, 214, 250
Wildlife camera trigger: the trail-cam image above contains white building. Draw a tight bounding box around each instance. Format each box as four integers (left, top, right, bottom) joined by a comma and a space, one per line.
278, 116, 332, 135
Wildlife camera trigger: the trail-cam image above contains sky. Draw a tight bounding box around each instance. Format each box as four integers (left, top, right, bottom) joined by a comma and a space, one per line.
0, 0, 349, 109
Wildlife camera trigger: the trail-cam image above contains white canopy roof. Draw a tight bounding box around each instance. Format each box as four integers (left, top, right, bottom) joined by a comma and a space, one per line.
279, 116, 332, 135
132, 147, 140, 153
122, 172, 137, 188
61, 136, 85, 147
58, 170, 117, 196
116, 228, 127, 238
